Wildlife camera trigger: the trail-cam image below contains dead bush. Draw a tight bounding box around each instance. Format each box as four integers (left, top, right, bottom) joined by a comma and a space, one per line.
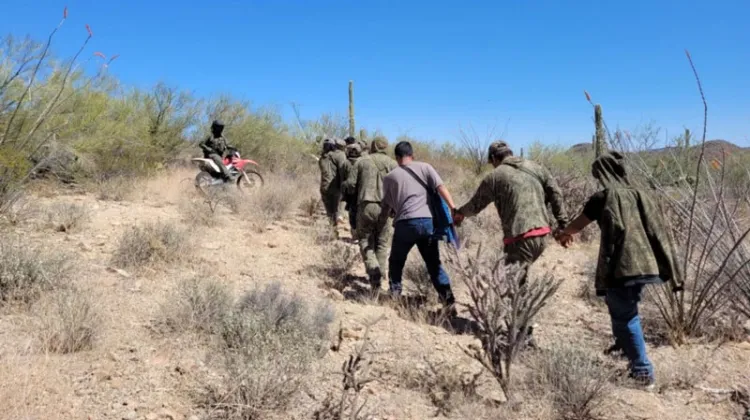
446, 244, 562, 401
179, 195, 221, 227
0, 240, 72, 305
418, 361, 483, 417
0, 195, 40, 226
208, 282, 334, 419
243, 182, 301, 232
309, 219, 337, 245
45, 202, 90, 233
162, 275, 232, 335
300, 196, 322, 218
312, 323, 377, 420
111, 221, 187, 269
403, 258, 433, 297
321, 242, 359, 286
34, 287, 100, 353
94, 176, 135, 202
527, 343, 614, 420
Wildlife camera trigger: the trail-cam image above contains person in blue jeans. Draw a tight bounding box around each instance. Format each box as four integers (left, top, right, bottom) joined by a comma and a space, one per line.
380, 141, 457, 309
555, 151, 683, 389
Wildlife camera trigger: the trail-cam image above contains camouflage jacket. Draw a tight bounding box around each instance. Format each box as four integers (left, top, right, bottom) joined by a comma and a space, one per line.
457, 157, 568, 238
319, 149, 349, 195
344, 151, 397, 206
594, 187, 683, 293
199, 135, 230, 156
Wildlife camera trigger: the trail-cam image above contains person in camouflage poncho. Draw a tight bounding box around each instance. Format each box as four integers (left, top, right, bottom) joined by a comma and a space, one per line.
343, 137, 397, 289
343, 143, 363, 235
556, 151, 683, 390
454, 141, 569, 275
319, 138, 350, 231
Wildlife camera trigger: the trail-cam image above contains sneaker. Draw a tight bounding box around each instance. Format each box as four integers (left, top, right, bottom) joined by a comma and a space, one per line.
630, 374, 656, 392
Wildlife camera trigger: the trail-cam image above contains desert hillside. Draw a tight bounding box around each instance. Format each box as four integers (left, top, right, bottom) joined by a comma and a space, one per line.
1, 169, 748, 420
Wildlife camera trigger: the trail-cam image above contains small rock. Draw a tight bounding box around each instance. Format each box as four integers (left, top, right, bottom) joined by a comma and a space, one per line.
78, 242, 93, 252
340, 328, 363, 340
266, 242, 278, 249
158, 408, 179, 419
106, 267, 132, 278
122, 411, 137, 420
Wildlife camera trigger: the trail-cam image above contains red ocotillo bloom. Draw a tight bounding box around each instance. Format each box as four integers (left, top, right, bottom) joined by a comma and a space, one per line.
93, 52, 106, 59
86, 24, 93, 37
63, 6, 68, 19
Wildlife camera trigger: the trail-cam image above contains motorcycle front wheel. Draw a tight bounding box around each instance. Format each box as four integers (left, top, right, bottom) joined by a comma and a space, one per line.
237, 169, 264, 191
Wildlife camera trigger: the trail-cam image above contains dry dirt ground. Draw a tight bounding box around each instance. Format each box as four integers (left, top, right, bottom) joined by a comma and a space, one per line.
1, 169, 748, 420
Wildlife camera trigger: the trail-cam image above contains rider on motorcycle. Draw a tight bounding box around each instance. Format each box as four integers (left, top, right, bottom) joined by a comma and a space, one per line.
199, 120, 234, 182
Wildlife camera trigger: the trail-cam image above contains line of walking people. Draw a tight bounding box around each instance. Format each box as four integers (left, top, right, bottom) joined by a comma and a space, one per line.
318, 136, 683, 390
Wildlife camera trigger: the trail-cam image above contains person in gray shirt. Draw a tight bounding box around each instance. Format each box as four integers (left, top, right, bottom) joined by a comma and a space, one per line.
381, 141, 457, 310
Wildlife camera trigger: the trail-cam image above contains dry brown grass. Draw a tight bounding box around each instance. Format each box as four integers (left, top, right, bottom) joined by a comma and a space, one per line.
241, 179, 304, 232
44, 202, 90, 233
320, 241, 359, 287
178, 195, 221, 227
526, 343, 614, 420
0, 195, 41, 227
205, 282, 334, 419
300, 196, 323, 218
655, 347, 713, 392
161, 275, 233, 335
93, 176, 136, 202
111, 221, 188, 269
34, 286, 101, 354
0, 239, 72, 306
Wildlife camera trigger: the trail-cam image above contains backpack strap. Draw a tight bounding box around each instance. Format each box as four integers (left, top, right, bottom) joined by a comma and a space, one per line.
509, 162, 545, 186
402, 166, 433, 193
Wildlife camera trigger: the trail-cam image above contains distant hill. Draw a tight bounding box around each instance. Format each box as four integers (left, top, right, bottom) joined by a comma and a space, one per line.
568, 139, 747, 161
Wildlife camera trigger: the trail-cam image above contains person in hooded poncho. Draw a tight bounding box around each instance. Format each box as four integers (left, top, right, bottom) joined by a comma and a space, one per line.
556, 151, 683, 389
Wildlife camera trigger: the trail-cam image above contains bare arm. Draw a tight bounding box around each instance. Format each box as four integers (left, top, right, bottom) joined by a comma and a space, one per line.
555, 213, 593, 247
437, 184, 456, 210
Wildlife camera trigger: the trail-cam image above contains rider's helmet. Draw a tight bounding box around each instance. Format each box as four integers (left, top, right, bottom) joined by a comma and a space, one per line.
211, 119, 225, 136
344, 136, 357, 145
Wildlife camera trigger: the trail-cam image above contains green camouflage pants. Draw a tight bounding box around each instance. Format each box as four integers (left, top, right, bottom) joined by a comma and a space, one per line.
504, 235, 548, 285
356, 202, 389, 283
208, 153, 231, 179
321, 190, 342, 225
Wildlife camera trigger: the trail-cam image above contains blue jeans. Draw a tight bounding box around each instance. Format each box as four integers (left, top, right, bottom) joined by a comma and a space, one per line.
388, 218, 454, 304
606, 285, 654, 380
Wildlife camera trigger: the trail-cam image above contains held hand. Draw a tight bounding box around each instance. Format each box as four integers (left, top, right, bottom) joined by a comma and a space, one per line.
556, 232, 574, 248
453, 212, 465, 226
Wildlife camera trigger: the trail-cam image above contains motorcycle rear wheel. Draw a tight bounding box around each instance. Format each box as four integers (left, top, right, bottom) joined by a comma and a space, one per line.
194, 171, 216, 194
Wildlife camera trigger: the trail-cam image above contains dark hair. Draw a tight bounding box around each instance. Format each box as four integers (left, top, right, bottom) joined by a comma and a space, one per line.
394, 141, 413, 159
344, 136, 356, 145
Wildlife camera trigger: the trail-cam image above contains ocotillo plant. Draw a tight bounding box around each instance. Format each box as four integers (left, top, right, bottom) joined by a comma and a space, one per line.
348, 80, 355, 138
594, 104, 606, 157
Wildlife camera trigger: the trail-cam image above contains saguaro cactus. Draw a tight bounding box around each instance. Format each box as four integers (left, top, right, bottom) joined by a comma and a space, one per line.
348, 80, 355, 138
594, 104, 606, 157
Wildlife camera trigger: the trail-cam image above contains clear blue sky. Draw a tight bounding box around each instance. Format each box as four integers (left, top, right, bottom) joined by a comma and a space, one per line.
3, 0, 749, 150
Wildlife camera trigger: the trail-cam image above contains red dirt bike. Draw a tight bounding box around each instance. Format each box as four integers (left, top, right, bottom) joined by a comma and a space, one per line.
191, 147, 264, 193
